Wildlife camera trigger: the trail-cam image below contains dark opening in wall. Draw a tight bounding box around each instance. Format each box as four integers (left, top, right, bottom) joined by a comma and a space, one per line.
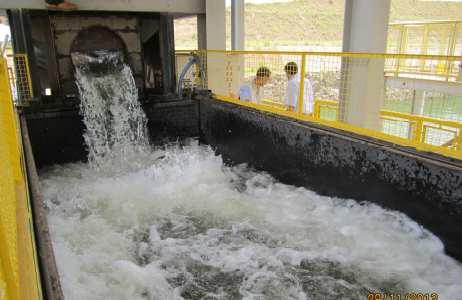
140, 18, 163, 93
69, 26, 130, 86
70, 26, 127, 55
143, 32, 163, 91
9, 10, 179, 107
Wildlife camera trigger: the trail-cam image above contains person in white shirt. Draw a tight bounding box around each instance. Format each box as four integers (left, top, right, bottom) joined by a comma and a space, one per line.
235, 66, 271, 104
284, 62, 314, 114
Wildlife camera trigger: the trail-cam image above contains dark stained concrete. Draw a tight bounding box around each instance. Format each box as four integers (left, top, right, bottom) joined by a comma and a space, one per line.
24, 93, 462, 261
25, 109, 87, 168
24, 99, 198, 168
145, 100, 199, 144
198, 96, 462, 261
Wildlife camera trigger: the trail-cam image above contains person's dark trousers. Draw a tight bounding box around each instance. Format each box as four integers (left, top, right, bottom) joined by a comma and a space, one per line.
46, 0, 64, 4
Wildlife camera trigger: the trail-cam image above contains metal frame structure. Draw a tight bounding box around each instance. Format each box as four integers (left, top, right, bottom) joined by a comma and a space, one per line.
176, 49, 462, 160
388, 20, 462, 81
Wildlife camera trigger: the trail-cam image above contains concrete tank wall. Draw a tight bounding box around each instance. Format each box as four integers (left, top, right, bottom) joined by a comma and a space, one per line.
197, 96, 462, 261
24, 99, 198, 168
51, 14, 144, 95
24, 93, 462, 260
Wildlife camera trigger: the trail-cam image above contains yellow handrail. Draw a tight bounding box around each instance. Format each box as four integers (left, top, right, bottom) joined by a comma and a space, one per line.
0, 57, 42, 299
388, 20, 462, 80
313, 99, 338, 119
214, 94, 462, 159
380, 109, 462, 129
176, 49, 462, 159
314, 100, 462, 147
390, 20, 462, 26
312, 99, 462, 129
202, 49, 462, 61
6, 54, 34, 105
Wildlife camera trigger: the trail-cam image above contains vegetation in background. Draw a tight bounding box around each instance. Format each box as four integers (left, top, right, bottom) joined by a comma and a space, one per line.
175, 0, 462, 50
174, 0, 462, 126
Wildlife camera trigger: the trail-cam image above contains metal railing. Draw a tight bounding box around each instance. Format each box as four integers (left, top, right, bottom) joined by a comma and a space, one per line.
176, 49, 462, 159
6, 54, 34, 106
175, 50, 207, 92
0, 57, 41, 299
388, 20, 462, 81
314, 100, 462, 149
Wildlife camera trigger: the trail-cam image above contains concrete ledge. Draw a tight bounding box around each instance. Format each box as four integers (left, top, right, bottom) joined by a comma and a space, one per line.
2, 0, 205, 13
198, 97, 462, 260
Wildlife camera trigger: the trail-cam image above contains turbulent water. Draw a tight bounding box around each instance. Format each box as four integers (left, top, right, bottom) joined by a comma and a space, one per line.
41, 52, 462, 299
73, 50, 148, 166
42, 143, 462, 299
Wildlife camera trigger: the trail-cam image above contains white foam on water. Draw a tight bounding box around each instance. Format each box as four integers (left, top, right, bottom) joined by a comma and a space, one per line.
44, 51, 462, 299
41, 142, 462, 300
73, 51, 149, 168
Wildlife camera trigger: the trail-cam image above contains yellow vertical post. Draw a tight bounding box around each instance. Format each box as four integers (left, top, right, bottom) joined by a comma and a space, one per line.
445, 23, 458, 81
420, 25, 429, 72
395, 26, 407, 76
297, 54, 306, 115
454, 130, 462, 150
413, 119, 424, 144
313, 101, 321, 119
448, 23, 458, 57
200, 50, 208, 89
23, 55, 34, 100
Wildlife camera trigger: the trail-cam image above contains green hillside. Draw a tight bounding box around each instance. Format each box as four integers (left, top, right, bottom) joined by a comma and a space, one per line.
175, 0, 462, 50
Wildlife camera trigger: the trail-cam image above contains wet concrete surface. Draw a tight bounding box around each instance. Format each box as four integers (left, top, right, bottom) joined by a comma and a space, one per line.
198, 97, 462, 261
23, 95, 462, 260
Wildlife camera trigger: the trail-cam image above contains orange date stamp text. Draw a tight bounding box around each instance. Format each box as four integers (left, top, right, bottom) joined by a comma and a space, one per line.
368, 292, 439, 300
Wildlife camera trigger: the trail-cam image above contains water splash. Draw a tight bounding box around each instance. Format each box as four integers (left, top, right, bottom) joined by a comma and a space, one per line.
73, 50, 149, 167
41, 142, 462, 300
50, 50, 462, 299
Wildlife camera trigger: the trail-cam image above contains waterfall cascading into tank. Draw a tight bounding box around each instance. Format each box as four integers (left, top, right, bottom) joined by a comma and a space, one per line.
38, 50, 462, 300
72, 50, 149, 167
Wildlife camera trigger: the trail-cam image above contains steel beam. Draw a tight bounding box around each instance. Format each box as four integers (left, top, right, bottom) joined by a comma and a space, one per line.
0, 0, 205, 13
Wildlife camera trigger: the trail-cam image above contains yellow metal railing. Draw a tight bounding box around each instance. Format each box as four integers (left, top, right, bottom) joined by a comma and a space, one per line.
175, 51, 207, 91
176, 49, 462, 160
0, 56, 41, 299
6, 54, 34, 105
314, 100, 462, 149
388, 20, 462, 81
313, 99, 338, 120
